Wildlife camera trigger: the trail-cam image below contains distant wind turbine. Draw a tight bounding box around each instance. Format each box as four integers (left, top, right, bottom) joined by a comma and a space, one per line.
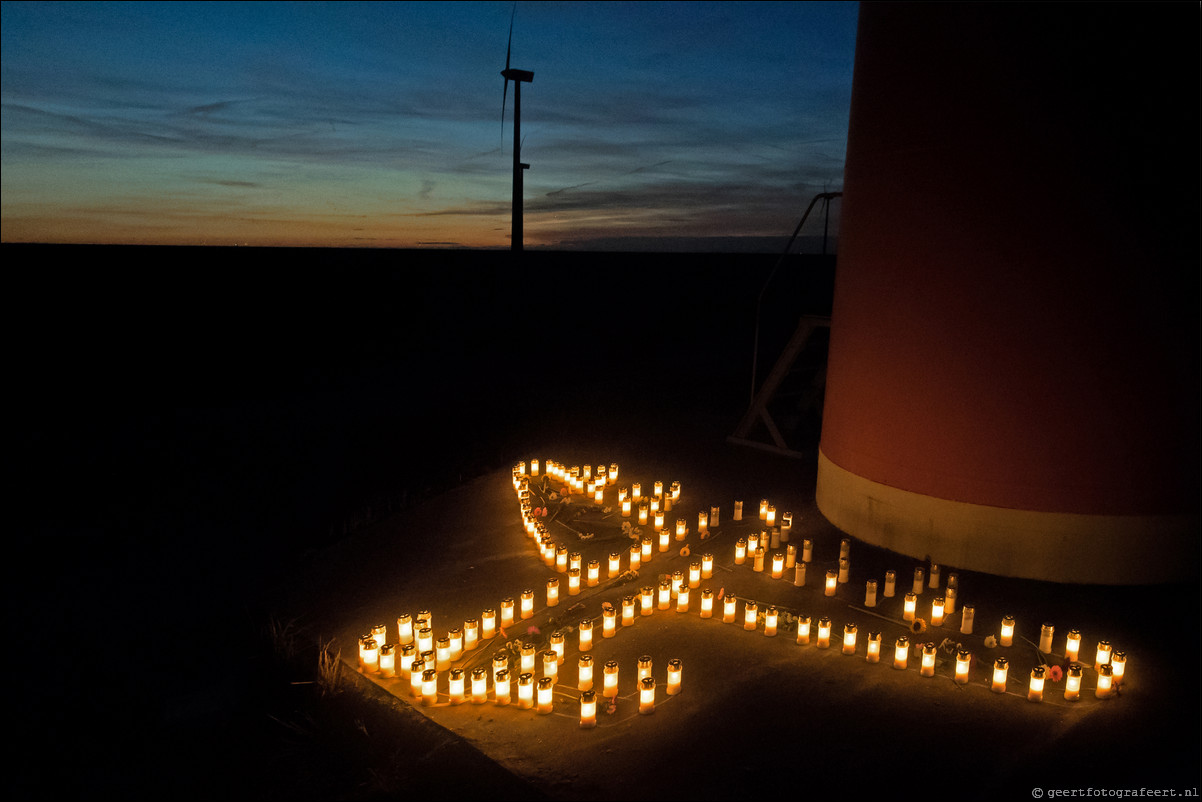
500, 4, 533, 251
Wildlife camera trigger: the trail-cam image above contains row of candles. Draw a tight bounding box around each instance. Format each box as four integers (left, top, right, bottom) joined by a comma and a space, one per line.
728, 528, 1127, 698
358, 611, 682, 724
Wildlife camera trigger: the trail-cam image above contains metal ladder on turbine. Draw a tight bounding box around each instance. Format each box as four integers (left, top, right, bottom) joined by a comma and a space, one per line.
727, 192, 840, 458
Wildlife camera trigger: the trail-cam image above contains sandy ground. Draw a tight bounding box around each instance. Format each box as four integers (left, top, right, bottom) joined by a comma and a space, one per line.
266, 416, 1200, 800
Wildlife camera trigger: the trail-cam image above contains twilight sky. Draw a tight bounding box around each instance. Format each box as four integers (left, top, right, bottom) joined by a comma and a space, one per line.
1, 1, 858, 250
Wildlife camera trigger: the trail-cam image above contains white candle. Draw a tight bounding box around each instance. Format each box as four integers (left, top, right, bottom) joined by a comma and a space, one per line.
733, 500, 743, 521
816, 616, 832, 649
603, 661, 619, 698
794, 562, 807, 587
520, 590, 535, 620
448, 668, 466, 705
893, 636, 909, 669
579, 690, 597, 728
903, 593, 917, 622
587, 560, 600, 587
546, 578, 560, 607
1028, 666, 1045, 702
1000, 615, 1015, 647
920, 643, 936, 677
578, 654, 594, 691
954, 649, 971, 685
638, 677, 656, 715
622, 595, 636, 626
421, 668, 439, 706
700, 588, 714, 618
930, 598, 945, 627
735, 538, 747, 565
764, 606, 778, 637
865, 580, 878, 607
676, 584, 690, 613
884, 570, 896, 597
666, 658, 683, 695
912, 567, 925, 595
723, 594, 737, 623
796, 615, 812, 645
537, 676, 554, 714
842, 623, 857, 655
464, 619, 479, 652
640, 587, 654, 617
960, 604, 975, 635
1039, 623, 1055, 654
744, 601, 758, 631
494, 668, 511, 705
1065, 630, 1081, 663
825, 570, 838, 597
866, 631, 881, 663
517, 672, 534, 709
1065, 664, 1082, 701
991, 658, 1009, 693
802, 539, 813, 563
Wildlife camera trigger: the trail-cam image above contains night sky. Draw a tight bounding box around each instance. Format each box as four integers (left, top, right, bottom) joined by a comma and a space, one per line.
1, 1, 858, 249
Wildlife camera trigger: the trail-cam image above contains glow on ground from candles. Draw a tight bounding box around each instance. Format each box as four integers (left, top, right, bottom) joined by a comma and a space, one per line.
352, 458, 1128, 725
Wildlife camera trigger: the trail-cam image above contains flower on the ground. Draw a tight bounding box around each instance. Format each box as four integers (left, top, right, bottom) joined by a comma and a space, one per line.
1047, 664, 1063, 682
910, 617, 927, 634
984, 635, 997, 648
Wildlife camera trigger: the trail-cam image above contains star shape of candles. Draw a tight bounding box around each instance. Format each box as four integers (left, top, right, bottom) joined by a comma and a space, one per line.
354, 458, 1126, 726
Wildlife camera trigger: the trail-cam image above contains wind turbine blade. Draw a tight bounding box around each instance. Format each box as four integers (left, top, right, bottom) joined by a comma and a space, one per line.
505, 2, 514, 71
501, 2, 515, 147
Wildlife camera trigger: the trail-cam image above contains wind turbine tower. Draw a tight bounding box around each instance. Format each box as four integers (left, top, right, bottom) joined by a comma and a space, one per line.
500, 9, 533, 251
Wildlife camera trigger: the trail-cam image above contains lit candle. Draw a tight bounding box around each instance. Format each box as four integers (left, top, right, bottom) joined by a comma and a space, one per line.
379, 644, 395, 677
629, 543, 642, 571
655, 511, 666, 534
448, 668, 466, 705
702, 553, 714, 578
542, 651, 558, 684
641, 586, 654, 617
658, 579, 672, 610
1094, 640, 1112, 673
991, 657, 1009, 693
417, 626, 434, 655
912, 567, 925, 595
960, 604, 975, 635
464, 619, 479, 652
1111, 651, 1126, 684
796, 615, 812, 645
771, 552, 785, 579
491, 652, 508, 684
825, 570, 838, 597
1065, 630, 1082, 663
517, 672, 535, 709
409, 658, 425, 698
816, 616, 832, 648
397, 614, 414, 646
884, 570, 896, 597
766, 505, 776, 527
749, 531, 760, 552
568, 569, 581, 596
930, 597, 945, 627
435, 636, 450, 671
621, 497, 632, 517
753, 546, 766, 573
893, 636, 910, 669
1065, 664, 1082, 701
793, 562, 807, 587
632, 482, 642, 501
671, 570, 685, 597
723, 594, 737, 623
759, 499, 769, 521
447, 627, 464, 661
520, 641, 536, 674
764, 606, 779, 637
421, 668, 439, 706
1039, 623, 1055, 654
1028, 666, 1045, 702
609, 463, 619, 485
802, 539, 813, 563
520, 590, 535, 620
689, 561, 701, 588
579, 690, 597, 728
399, 643, 416, 678
676, 584, 691, 613
735, 538, 748, 565
675, 518, 687, 539
603, 661, 619, 698
865, 580, 878, 608
999, 615, 1015, 647
622, 595, 636, 626
578, 619, 594, 652
1095, 664, 1115, 699
920, 643, 937, 677
360, 637, 379, 673
641, 535, 653, 561
866, 631, 881, 663
494, 668, 511, 705
639, 676, 656, 715
556, 546, 569, 573
638, 503, 649, 526
842, 623, 858, 655
603, 606, 617, 637
954, 649, 971, 684
578, 654, 594, 691
470, 667, 488, 704
536, 677, 554, 714
903, 593, 917, 621
666, 658, 683, 695
698, 511, 708, 534
700, 588, 714, 618
587, 560, 600, 587
609, 552, 622, 578
594, 485, 604, 504
546, 578, 560, 607
744, 601, 759, 631
550, 632, 565, 664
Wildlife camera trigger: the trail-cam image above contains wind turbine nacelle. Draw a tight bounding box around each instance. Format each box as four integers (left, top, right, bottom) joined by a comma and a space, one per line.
502, 68, 534, 83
